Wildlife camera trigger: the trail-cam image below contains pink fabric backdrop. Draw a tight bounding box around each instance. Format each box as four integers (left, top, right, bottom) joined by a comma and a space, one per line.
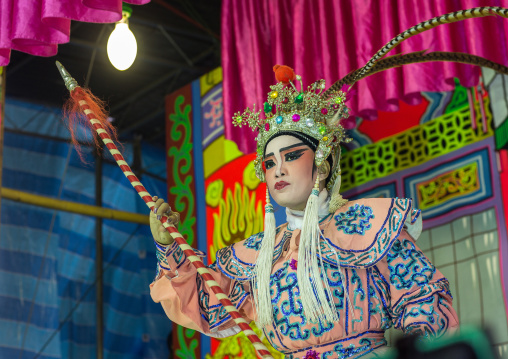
0, 0, 150, 66
222, 0, 508, 153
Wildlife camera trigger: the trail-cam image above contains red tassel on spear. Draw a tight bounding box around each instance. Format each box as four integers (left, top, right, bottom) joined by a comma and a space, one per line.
55, 61, 274, 359
59, 64, 119, 162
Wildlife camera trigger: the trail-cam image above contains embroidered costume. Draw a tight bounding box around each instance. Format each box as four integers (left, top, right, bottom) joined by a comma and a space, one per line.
150, 64, 459, 358
150, 197, 458, 358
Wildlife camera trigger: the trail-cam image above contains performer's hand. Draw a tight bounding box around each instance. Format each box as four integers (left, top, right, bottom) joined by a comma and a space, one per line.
149, 196, 180, 245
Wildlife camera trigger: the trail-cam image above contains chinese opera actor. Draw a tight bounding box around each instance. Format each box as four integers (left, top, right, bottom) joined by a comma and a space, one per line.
149, 65, 459, 359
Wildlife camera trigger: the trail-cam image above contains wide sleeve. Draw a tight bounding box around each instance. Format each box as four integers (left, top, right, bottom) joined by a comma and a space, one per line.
150, 239, 255, 338
374, 230, 459, 339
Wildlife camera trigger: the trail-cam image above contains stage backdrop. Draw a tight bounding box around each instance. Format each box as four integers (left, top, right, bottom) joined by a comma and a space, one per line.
164, 67, 508, 358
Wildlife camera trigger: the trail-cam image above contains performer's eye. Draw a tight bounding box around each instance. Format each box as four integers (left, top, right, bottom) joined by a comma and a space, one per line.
285, 149, 305, 162
264, 160, 275, 169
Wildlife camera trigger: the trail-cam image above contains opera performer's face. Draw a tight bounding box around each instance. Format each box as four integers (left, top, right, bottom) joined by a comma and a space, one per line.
264, 135, 316, 211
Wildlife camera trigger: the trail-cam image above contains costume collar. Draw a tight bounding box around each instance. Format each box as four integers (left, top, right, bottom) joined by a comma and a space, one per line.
286, 189, 330, 230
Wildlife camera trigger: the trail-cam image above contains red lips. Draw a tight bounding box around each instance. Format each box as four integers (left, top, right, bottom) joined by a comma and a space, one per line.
274, 181, 289, 190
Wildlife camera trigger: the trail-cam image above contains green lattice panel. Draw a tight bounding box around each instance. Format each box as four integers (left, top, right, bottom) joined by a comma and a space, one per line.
341, 96, 493, 192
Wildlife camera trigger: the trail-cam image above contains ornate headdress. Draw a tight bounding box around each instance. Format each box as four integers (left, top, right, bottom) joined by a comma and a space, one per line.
232, 65, 352, 194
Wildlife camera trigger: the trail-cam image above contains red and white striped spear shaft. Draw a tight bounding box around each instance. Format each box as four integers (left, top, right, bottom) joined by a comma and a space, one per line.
56, 61, 273, 359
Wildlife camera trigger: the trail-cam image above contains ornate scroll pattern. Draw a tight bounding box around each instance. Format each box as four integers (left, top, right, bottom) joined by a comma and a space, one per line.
368, 267, 392, 330
216, 245, 255, 281
166, 90, 199, 358
404, 147, 492, 219
386, 238, 436, 291
266, 261, 344, 348
392, 280, 453, 340
207, 280, 250, 330
402, 295, 451, 339
334, 204, 375, 235
416, 162, 479, 211
164, 242, 206, 271
216, 228, 289, 280
410, 209, 421, 224
321, 198, 411, 268
168, 94, 196, 245
327, 336, 387, 359
284, 331, 387, 359
341, 96, 492, 192
244, 232, 264, 251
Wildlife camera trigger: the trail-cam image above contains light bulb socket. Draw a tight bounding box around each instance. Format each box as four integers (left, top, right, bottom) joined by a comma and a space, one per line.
122, 4, 133, 18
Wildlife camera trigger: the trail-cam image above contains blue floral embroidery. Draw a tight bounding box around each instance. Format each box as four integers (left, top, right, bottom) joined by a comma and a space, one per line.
335, 204, 375, 235
386, 238, 436, 290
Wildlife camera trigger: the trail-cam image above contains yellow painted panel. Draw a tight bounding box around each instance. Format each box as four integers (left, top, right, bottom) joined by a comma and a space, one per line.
200, 67, 223, 96
203, 135, 243, 178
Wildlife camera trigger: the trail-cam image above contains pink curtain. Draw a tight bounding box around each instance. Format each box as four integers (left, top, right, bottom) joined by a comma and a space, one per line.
222, 0, 508, 153
0, 0, 150, 66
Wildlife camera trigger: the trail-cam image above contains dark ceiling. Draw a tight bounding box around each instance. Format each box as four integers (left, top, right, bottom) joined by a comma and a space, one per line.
4, 0, 222, 148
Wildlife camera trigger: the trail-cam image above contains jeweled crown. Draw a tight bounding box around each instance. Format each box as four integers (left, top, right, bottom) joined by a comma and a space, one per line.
232, 65, 352, 182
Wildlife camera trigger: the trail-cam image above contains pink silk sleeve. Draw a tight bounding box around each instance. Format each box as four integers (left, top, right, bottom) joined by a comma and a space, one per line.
150, 240, 255, 337
376, 231, 459, 338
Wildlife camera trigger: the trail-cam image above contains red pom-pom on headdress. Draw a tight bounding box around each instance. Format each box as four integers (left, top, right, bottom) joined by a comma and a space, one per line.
273, 65, 295, 85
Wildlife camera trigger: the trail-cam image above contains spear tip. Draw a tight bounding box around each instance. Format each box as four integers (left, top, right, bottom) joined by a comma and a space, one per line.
55, 61, 80, 93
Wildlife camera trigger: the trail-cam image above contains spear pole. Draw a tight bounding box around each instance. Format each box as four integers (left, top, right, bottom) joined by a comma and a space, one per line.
55, 61, 273, 359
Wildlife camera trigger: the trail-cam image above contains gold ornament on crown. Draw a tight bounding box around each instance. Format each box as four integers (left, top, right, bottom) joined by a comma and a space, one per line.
232, 68, 352, 183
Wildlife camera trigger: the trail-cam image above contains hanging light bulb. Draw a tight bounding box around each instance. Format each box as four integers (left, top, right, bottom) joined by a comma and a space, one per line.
107, 5, 137, 71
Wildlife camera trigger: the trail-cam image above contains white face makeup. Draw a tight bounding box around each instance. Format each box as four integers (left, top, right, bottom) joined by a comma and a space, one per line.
264, 135, 317, 211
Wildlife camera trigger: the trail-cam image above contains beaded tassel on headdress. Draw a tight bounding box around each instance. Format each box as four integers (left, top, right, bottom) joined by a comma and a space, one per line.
298, 174, 338, 324
253, 187, 277, 328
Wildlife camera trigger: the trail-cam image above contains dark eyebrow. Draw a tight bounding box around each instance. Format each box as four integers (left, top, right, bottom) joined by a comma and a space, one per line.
264, 142, 307, 159
280, 142, 306, 152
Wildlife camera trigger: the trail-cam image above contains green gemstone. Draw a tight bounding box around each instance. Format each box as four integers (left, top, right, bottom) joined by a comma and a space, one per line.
264, 102, 272, 113
294, 93, 304, 104
235, 115, 243, 123
334, 96, 344, 104
319, 126, 327, 135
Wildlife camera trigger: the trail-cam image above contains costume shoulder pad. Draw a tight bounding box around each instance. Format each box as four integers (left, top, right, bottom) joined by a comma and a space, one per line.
320, 198, 418, 268
216, 224, 290, 281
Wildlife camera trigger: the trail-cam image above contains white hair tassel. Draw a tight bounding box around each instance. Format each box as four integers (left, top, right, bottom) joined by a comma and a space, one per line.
298, 174, 339, 324
252, 187, 277, 328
